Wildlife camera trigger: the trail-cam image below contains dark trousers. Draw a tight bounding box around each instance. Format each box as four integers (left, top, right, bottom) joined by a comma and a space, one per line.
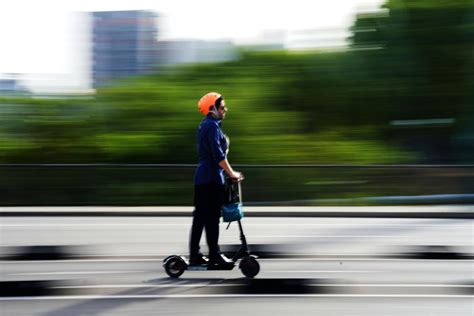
189, 183, 225, 258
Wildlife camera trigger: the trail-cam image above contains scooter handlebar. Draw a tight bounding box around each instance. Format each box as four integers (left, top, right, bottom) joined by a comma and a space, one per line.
230, 175, 244, 182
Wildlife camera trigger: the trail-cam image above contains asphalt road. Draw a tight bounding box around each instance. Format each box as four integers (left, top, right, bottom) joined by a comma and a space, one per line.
0, 214, 473, 315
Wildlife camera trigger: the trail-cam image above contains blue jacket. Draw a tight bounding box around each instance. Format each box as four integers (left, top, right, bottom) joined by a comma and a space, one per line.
194, 115, 229, 185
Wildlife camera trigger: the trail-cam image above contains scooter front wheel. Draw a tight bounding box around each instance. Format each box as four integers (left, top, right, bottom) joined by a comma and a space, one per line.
239, 255, 260, 278
163, 255, 187, 278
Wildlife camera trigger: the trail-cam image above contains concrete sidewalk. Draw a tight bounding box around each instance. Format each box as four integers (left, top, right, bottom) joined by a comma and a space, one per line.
0, 206, 472, 218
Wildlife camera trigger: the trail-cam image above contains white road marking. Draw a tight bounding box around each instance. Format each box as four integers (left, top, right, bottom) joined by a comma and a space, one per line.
0, 259, 164, 264
0, 294, 472, 301
251, 235, 401, 238
15, 270, 383, 277
1, 223, 471, 228
314, 283, 474, 288
2, 224, 471, 228
1, 257, 472, 264
267, 258, 474, 262
10, 271, 147, 276
50, 283, 474, 290
1, 223, 188, 227
272, 270, 381, 273
52, 284, 241, 289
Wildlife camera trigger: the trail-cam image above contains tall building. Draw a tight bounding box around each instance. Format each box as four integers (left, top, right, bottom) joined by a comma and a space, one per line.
0, 75, 29, 95
0, 79, 19, 93
92, 10, 158, 88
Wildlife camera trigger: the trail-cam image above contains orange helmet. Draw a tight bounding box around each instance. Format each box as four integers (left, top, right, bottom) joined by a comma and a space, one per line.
198, 92, 222, 115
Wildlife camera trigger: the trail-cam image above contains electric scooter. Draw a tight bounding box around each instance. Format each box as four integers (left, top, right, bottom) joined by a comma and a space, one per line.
163, 178, 260, 278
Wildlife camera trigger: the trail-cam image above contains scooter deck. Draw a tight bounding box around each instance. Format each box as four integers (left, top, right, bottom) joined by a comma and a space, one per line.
187, 263, 235, 271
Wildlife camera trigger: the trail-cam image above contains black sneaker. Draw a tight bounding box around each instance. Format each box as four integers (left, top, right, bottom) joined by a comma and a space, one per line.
208, 253, 234, 269
189, 254, 209, 266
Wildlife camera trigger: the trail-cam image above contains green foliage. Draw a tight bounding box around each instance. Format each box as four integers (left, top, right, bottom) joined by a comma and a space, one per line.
0, 0, 472, 165
0, 0, 473, 205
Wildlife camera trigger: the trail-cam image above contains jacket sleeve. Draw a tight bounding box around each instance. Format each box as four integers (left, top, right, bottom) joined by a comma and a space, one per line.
206, 125, 226, 163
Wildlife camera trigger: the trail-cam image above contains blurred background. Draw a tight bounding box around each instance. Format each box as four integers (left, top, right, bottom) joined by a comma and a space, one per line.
0, 0, 473, 206
0, 2, 473, 314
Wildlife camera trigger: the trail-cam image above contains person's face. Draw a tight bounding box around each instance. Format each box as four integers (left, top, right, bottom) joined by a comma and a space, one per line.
217, 100, 228, 119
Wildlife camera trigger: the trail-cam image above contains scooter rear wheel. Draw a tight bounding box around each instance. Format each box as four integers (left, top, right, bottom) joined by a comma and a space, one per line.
239, 255, 260, 278
164, 256, 187, 278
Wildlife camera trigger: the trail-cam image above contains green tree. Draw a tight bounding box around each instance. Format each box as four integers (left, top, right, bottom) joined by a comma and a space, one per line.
349, 0, 474, 162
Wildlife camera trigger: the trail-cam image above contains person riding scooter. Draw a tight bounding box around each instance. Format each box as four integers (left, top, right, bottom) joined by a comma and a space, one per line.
189, 92, 243, 268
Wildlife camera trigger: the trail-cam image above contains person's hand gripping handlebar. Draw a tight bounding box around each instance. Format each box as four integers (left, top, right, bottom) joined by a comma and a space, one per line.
230, 171, 244, 182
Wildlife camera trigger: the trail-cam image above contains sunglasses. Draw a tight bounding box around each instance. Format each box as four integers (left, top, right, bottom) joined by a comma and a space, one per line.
216, 103, 227, 111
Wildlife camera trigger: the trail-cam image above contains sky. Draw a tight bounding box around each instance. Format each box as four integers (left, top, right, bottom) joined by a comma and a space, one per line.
0, 0, 383, 92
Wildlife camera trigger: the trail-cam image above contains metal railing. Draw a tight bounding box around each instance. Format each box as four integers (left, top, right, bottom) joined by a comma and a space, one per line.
0, 164, 473, 206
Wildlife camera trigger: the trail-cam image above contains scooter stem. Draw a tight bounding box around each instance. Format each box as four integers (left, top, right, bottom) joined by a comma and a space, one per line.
232, 220, 249, 262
